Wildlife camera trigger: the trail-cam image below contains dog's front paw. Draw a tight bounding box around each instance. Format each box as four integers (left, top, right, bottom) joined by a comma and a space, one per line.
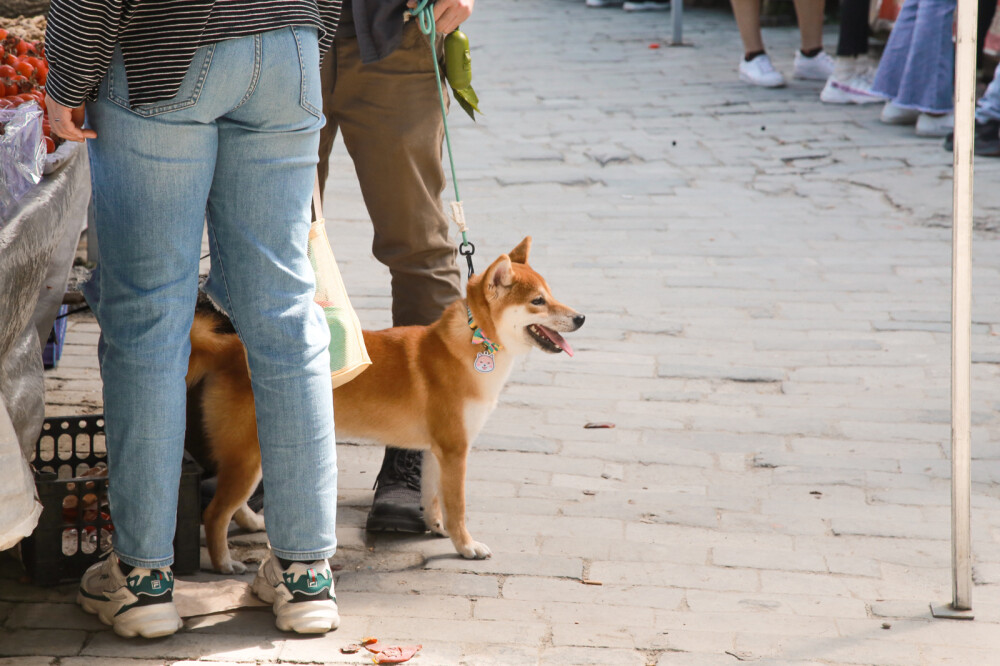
457, 541, 492, 559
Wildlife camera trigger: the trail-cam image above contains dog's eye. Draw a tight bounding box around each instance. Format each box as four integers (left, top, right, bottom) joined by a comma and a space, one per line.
531, 297, 546, 306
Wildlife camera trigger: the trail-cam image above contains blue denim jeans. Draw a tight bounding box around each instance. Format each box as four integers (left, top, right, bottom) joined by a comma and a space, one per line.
84, 27, 338, 569
871, 0, 956, 114
976, 62, 1000, 123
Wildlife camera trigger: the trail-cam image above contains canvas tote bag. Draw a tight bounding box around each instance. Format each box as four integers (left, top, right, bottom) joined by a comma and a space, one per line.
308, 175, 371, 388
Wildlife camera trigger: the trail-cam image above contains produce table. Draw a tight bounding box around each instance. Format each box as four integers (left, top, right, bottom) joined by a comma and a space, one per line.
0, 140, 89, 458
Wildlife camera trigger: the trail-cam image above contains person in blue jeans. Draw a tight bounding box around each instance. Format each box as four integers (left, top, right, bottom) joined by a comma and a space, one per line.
871, 0, 957, 137
45, 1, 342, 638
945, 63, 1000, 156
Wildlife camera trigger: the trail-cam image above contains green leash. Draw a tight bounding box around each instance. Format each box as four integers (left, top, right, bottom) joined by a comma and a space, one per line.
412, 0, 476, 277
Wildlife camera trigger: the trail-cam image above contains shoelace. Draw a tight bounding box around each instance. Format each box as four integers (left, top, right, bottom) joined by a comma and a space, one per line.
374, 451, 422, 492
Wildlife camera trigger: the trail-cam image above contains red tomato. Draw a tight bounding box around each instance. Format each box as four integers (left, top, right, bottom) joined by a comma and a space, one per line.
3, 54, 14, 67
0, 64, 15, 79
45, 136, 55, 153
0, 98, 14, 109
0, 29, 8, 41
14, 61, 33, 79
35, 66, 46, 85
15, 41, 30, 57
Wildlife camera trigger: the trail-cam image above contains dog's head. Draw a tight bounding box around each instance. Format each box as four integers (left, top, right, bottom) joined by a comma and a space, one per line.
467, 237, 584, 356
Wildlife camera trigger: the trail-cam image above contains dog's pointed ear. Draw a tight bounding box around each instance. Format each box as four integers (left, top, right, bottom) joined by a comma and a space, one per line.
483, 253, 514, 297
509, 236, 532, 264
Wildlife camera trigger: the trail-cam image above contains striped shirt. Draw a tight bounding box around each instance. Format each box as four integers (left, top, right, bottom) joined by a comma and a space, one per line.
45, 0, 342, 109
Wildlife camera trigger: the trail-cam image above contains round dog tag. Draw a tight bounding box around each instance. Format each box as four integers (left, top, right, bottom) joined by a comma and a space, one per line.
474, 351, 495, 373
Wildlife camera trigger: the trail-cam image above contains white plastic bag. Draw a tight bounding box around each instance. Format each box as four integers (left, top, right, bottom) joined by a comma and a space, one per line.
0, 393, 43, 551
0, 102, 45, 221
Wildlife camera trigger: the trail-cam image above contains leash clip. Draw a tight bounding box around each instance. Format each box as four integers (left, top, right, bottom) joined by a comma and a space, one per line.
451, 201, 475, 277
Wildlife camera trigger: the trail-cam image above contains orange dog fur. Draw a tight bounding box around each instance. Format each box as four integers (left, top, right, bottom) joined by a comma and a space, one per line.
187, 237, 584, 573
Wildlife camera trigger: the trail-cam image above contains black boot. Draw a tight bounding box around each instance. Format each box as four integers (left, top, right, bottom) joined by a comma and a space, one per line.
943, 119, 1000, 155
365, 447, 426, 533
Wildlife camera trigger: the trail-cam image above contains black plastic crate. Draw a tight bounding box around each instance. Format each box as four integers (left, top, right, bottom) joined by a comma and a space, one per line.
23, 415, 202, 585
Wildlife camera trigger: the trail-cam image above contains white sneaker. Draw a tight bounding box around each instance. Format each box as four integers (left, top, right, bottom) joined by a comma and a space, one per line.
77, 553, 183, 638
252, 552, 340, 634
915, 112, 955, 137
820, 72, 883, 105
880, 101, 920, 125
623, 0, 670, 9
739, 54, 786, 88
793, 50, 835, 80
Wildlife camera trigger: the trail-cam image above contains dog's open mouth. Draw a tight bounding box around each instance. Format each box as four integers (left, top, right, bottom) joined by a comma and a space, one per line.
527, 324, 574, 357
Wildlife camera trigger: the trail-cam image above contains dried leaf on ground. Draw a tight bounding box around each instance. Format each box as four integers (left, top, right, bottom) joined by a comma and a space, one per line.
372, 645, 422, 664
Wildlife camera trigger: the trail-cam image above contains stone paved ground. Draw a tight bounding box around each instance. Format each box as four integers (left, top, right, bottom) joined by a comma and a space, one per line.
6, 1, 1000, 664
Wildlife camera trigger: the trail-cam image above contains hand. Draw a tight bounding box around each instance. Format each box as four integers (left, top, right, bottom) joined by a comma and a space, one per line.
407, 0, 475, 35
44, 94, 97, 143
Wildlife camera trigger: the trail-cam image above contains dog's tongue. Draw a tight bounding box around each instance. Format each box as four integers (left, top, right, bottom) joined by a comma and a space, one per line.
538, 325, 574, 357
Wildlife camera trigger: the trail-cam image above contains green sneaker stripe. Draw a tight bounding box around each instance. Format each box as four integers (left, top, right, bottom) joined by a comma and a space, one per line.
282, 569, 332, 595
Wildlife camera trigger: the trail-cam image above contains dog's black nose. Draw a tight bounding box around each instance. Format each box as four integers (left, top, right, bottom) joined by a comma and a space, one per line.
573, 314, 585, 329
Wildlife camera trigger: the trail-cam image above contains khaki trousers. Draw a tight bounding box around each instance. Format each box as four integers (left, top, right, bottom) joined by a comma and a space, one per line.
318, 17, 462, 327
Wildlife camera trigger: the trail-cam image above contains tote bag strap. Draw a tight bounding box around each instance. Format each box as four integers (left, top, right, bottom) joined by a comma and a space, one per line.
311, 174, 324, 225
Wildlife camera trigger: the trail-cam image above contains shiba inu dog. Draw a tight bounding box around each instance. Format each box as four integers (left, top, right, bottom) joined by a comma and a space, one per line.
186, 237, 584, 573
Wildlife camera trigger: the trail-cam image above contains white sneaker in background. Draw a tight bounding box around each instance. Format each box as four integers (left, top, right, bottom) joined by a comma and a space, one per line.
915, 112, 955, 137
793, 50, 835, 80
623, 0, 670, 10
880, 101, 920, 125
738, 54, 786, 88
821, 70, 883, 105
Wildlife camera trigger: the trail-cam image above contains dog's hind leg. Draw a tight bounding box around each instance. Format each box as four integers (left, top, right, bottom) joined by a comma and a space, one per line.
204, 460, 262, 574
421, 452, 446, 536
234, 501, 265, 532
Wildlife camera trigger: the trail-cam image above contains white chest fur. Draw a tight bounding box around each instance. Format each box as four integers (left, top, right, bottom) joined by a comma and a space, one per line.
463, 400, 495, 443
464, 354, 513, 441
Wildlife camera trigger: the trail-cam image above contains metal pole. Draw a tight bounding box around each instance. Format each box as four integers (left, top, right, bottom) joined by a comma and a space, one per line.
948, 0, 977, 614
671, 0, 683, 46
